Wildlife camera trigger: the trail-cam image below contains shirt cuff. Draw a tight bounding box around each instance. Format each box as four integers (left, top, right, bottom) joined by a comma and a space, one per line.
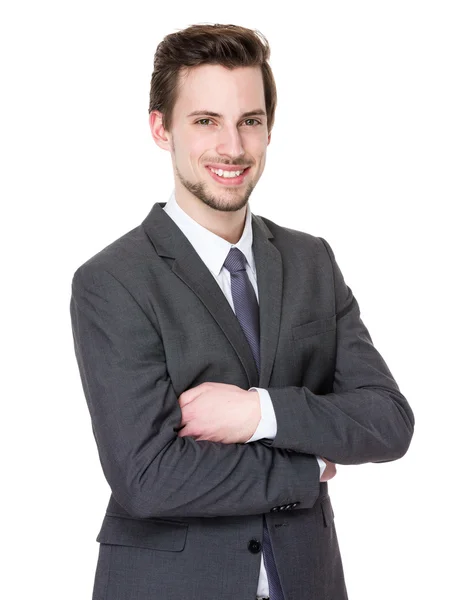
317, 456, 326, 479
245, 388, 277, 443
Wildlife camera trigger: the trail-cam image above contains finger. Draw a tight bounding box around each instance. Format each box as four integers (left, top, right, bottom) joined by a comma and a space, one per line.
177, 426, 190, 437
178, 386, 205, 407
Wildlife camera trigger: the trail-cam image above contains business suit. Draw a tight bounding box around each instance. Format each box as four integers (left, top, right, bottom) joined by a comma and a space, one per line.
70, 197, 414, 600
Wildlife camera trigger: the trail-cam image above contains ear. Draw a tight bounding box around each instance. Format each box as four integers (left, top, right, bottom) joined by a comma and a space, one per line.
267, 131, 272, 145
149, 110, 172, 151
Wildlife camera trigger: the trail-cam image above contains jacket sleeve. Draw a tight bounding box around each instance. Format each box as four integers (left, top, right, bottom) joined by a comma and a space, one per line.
264, 238, 415, 465
70, 264, 320, 519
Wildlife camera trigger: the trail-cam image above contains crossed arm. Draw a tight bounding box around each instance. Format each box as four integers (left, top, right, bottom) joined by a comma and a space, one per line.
175, 238, 414, 468
176, 380, 336, 482
70, 243, 414, 519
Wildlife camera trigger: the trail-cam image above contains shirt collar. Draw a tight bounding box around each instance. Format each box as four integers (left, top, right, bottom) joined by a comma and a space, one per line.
163, 190, 256, 278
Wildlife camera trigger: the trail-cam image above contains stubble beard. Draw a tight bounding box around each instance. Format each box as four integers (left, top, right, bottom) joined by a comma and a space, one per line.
174, 163, 256, 213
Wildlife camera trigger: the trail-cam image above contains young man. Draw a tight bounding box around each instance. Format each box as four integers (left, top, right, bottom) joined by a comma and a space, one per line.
70, 23, 414, 600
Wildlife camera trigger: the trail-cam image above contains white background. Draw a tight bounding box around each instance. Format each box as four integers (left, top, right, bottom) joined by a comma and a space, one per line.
1, 1, 451, 598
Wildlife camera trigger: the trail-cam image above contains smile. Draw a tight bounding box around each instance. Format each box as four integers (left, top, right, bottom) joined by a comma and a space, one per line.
206, 166, 250, 185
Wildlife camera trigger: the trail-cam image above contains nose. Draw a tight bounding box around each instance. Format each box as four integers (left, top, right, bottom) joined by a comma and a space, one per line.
215, 123, 245, 159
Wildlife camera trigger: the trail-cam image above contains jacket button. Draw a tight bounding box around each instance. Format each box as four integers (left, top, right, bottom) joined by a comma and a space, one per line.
248, 539, 262, 554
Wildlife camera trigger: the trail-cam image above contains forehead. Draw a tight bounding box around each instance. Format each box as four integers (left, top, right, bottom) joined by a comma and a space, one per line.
174, 64, 265, 115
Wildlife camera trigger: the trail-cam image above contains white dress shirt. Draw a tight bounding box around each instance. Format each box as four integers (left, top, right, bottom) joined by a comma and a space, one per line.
163, 190, 326, 598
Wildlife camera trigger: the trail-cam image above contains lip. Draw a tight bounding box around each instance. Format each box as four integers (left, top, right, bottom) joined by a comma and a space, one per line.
206, 166, 250, 186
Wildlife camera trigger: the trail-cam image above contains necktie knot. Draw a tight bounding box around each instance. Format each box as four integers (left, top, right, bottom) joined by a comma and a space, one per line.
223, 247, 247, 274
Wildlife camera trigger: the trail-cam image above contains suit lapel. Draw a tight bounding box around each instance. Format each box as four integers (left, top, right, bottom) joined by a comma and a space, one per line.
142, 202, 283, 389
252, 215, 283, 389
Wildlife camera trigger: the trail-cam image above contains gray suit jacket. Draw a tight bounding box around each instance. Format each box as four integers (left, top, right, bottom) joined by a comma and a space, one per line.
70, 201, 415, 600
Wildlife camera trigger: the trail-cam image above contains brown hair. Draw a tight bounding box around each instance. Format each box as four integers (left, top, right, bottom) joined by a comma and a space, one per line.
148, 23, 277, 133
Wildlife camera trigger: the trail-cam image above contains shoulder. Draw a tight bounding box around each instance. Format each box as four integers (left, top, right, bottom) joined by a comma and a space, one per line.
253, 213, 334, 260
71, 222, 154, 290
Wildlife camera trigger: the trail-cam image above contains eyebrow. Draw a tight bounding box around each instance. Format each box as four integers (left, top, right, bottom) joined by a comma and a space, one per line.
187, 109, 267, 119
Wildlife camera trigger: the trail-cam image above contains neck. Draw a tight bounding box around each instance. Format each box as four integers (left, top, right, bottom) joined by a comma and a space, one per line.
174, 187, 247, 244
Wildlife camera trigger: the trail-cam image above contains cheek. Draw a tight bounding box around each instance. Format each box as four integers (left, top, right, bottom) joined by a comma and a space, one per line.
191, 141, 216, 172
251, 145, 267, 172
246, 134, 268, 156
175, 130, 207, 154
173, 129, 203, 155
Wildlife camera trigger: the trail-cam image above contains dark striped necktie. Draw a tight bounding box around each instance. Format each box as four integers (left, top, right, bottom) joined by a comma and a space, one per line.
223, 246, 285, 600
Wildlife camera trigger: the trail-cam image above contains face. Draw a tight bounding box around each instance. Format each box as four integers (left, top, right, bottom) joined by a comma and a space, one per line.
151, 64, 271, 214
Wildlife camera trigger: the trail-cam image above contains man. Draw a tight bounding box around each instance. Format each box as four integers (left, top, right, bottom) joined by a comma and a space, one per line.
70, 23, 414, 600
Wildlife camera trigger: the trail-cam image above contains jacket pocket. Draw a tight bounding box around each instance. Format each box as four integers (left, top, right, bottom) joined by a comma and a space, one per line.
292, 315, 336, 341
96, 514, 188, 551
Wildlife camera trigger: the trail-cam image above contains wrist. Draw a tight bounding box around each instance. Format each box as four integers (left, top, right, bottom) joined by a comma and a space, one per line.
247, 389, 261, 418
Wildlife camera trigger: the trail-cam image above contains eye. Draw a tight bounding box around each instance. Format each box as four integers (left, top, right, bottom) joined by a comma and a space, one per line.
243, 119, 261, 126
196, 118, 213, 126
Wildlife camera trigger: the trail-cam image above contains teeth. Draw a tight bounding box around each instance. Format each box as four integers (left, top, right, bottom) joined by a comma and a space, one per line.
210, 167, 245, 178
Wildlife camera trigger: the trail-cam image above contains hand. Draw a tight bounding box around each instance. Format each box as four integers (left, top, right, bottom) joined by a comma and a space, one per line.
177, 382, 261, 444
320, 458, 337, 482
